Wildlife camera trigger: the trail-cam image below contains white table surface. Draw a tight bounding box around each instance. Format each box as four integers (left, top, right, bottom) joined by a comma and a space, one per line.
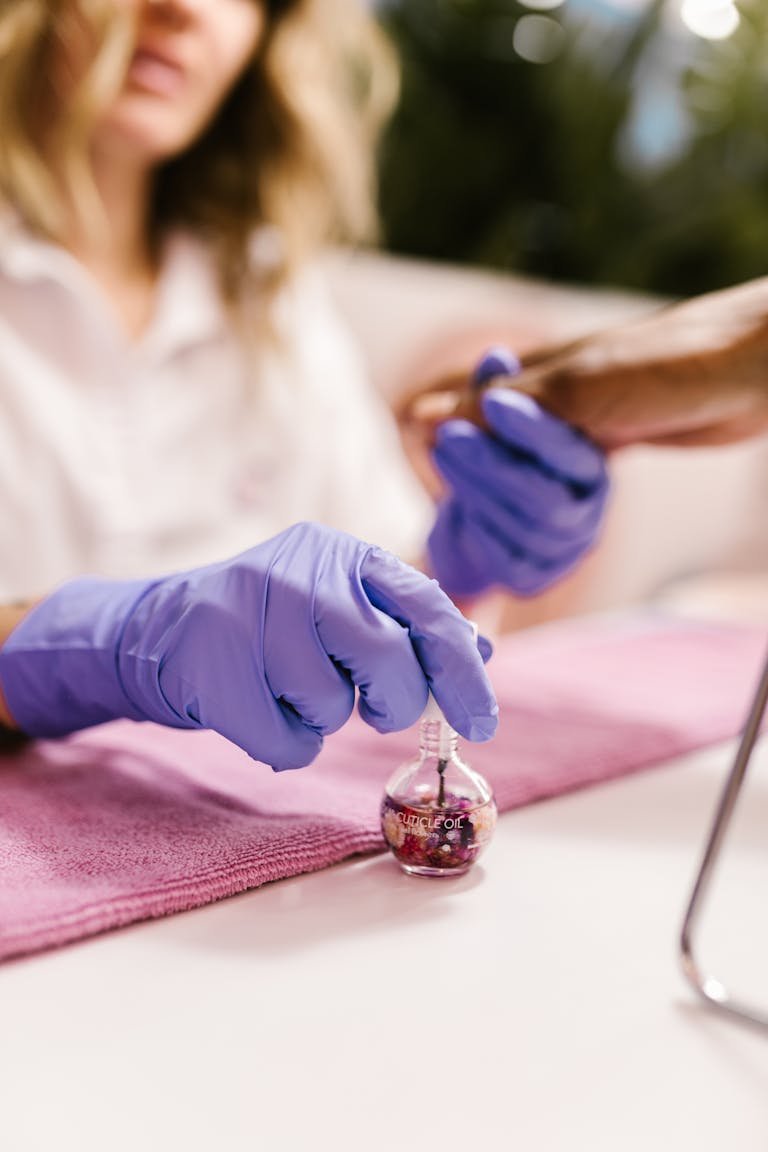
2, 739, 767, 1151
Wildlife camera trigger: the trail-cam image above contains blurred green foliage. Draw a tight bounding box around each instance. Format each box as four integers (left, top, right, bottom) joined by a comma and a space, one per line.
377, 0, 768, 296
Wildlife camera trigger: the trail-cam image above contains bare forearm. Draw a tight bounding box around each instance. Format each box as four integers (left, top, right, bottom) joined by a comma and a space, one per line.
512, 277, 768, 448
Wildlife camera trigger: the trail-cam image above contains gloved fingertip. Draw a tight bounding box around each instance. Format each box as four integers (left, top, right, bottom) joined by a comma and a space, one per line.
434, 418, 480, 450
473, 346, 521, 388
446, 699, 498, 742
466, 714, 499, 742
481, 386, 540, 424
562, 446, 609, 492
481, 388, 608, 487
358, 693, 426, 735
437, 676, 499, 743
477, 633, 493, 663
268, 732, 324, 772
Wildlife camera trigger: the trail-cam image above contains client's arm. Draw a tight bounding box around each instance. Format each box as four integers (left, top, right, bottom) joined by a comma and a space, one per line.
400, 276, 768, 450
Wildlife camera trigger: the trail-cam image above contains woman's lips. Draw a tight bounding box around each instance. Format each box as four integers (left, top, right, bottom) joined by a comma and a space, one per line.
126, 49, 186, 97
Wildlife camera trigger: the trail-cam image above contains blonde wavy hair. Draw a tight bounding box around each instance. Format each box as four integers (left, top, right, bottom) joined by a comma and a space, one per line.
0, 0, 398, 298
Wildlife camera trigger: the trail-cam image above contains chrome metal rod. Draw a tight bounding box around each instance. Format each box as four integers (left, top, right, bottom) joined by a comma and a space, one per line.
679, 641, 768, 1031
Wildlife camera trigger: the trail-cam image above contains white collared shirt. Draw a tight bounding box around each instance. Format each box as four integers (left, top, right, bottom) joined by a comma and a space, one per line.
0, 221, 432, 600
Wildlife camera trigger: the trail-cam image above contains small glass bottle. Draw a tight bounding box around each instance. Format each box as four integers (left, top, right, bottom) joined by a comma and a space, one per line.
380, 694, 497, 878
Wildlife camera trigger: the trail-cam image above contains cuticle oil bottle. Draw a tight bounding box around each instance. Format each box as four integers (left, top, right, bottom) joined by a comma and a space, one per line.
380, 690, 497, 878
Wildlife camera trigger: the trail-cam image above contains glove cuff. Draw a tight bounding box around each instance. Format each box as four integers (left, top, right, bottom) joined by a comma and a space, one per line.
0, 576, 155, 737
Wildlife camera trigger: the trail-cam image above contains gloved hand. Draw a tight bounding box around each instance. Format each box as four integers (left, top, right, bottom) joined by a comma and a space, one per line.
428, 347, 610, 598
0, 523, 497, 770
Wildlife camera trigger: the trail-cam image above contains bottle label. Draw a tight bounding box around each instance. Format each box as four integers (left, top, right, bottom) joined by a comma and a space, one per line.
380, 794, 497, 873
394, 810, 466, 836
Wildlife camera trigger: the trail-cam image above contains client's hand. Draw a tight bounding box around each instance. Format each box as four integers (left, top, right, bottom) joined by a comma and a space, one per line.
0, 523, 497, 770
400, 279, 768, 450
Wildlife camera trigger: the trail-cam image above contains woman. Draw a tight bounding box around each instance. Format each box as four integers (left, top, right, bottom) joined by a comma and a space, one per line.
0, 0, 607, 768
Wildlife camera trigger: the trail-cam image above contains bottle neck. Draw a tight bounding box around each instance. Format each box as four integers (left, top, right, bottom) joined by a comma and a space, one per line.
419, 718, 458, 759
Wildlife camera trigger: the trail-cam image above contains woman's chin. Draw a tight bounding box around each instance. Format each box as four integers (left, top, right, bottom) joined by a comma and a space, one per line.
94, 108, 200, 167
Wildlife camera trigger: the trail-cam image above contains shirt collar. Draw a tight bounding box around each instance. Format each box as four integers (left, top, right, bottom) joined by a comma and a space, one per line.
141, 232, 230, 359
0, 207, 82, 285
0, 212, 232, 357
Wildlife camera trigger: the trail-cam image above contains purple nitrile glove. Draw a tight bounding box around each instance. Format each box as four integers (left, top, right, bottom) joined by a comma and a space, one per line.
428, 346, 610, 598
0, 523, 497, 770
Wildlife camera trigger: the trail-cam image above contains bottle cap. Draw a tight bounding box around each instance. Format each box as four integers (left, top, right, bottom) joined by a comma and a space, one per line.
422, 692, 445, 723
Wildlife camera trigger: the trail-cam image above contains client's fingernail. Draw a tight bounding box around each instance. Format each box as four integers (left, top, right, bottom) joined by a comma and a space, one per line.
405, 391, 461, 424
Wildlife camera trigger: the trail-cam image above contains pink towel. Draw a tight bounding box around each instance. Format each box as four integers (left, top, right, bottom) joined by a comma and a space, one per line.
0, 613, 765, 962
